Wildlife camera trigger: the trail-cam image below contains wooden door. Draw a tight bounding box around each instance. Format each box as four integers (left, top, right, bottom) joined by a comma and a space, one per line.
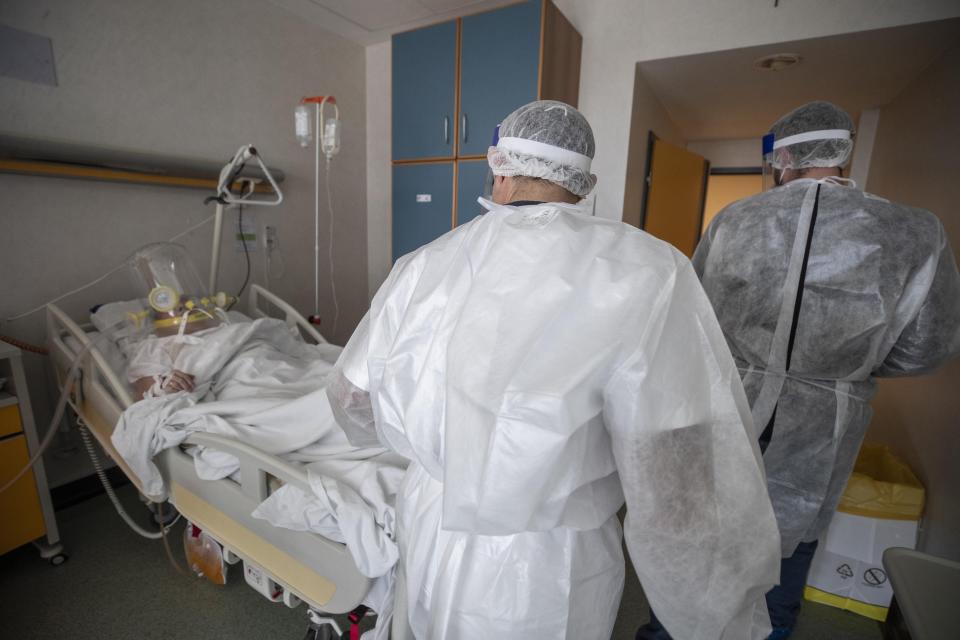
392, 21, 458, 160
456, 160, 490, 226
392, 163, 455, 261
459, 1, 541, 157
641, 136, 710, 257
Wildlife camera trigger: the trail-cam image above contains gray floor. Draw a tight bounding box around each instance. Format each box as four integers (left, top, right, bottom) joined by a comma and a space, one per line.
1, 485, 883, 639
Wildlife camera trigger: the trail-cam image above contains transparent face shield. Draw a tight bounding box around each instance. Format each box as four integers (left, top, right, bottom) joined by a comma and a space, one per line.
127, 243, 232, 338
761, 133, 783, 191
483, 123, 501, 199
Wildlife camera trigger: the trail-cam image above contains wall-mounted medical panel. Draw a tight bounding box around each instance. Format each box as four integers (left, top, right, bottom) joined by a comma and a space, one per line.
391, 21, 458, 161
393, 162, 455, 262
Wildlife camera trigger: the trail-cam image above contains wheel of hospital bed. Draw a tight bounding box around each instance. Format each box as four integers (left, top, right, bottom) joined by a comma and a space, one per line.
302, 624, 339, 640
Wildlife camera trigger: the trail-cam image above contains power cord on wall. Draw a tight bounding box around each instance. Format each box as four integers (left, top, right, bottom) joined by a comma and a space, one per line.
231, 204, 252, 310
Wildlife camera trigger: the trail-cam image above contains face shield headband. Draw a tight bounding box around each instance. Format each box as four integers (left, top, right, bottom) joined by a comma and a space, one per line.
761, 129, 852, 190
491, 137, 593, 174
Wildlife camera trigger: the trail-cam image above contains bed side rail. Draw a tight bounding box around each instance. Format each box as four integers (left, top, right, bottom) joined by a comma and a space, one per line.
159, 437, 372, 613
167, 432, 374, 612
182, 431, 313, 502
248, 284, 327, 345
45, 303, 134, 411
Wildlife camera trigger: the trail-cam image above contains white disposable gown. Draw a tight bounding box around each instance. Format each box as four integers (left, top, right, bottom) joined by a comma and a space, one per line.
693, 179, 960, 555
329, 199, 781, 639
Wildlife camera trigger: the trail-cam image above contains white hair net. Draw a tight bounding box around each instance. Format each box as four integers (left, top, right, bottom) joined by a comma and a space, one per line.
768, 101, 855, 170
487, 100, 597, 197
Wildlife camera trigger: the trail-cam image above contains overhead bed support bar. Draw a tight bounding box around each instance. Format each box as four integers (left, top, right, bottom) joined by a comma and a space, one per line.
207, 145, 284, 294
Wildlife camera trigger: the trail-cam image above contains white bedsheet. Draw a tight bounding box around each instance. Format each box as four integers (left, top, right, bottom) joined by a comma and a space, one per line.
109, 317, 404, 635
112, 318, 363, 494
252, 454, 406, 640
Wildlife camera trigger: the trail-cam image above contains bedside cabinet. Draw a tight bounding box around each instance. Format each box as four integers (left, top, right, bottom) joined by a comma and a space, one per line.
0, 342, 64, 564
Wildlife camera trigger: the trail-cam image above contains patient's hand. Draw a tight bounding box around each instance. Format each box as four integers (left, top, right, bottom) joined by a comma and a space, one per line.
133, 370, 196, 398
162, 370, 196, 393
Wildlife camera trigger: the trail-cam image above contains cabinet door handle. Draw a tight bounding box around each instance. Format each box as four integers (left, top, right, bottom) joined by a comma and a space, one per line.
461, 113, 468, 143
443, 116, 449, 144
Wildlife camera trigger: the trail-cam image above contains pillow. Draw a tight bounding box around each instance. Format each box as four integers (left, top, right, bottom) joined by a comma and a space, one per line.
90, 299, 148, 360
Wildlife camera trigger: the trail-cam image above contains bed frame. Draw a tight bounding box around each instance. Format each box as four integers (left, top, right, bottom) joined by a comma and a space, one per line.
45, 284, 372, 616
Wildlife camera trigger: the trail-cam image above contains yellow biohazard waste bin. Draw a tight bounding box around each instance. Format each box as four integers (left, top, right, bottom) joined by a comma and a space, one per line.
804, 444, 925, 621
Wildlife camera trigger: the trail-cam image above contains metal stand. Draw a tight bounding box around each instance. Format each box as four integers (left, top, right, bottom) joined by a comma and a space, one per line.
206, 145, 284, 294
32, 539, 68, 565
303, 609, 343, 640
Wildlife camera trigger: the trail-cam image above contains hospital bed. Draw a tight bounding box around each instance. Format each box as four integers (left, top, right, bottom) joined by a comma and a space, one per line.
46, 284, 374, 623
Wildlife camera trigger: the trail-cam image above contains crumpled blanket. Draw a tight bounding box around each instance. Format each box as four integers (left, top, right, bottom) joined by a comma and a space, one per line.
110, 318, 405, 637
251, 453, 407, 640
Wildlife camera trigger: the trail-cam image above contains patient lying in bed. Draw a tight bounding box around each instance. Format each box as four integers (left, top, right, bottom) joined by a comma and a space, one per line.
111, 312, 397, 496
98, 306, 404, 636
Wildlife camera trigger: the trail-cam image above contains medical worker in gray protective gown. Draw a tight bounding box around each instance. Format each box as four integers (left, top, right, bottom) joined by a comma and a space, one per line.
682, 101, 960, 640
328, 100, 781, 640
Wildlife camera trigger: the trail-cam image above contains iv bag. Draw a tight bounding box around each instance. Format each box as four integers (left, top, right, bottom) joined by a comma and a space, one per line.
322, 117, 340, 158
295, 104, 312, 147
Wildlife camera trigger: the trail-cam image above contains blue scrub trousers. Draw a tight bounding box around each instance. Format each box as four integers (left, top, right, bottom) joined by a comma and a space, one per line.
635, 540, 819, 640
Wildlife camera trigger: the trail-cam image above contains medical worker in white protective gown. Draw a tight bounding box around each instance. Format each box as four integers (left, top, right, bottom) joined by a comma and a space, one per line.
328, 100, 782, 640
640, 101, 960, 640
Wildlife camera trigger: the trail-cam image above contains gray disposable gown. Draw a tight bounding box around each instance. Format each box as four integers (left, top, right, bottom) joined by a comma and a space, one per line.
693, 178, 960, 555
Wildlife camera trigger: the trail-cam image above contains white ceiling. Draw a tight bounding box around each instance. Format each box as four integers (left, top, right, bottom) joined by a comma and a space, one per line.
638, 18, 960, 141
265, 0, 519, 44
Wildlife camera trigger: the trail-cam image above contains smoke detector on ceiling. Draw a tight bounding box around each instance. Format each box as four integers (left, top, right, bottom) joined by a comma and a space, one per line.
754, 53, 802, 71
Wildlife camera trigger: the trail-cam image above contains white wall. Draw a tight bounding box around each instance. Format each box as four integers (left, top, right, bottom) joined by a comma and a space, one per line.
621, 66, 685, 227
366, 41, 392, 300
848, 108, 880, 188
864, 44, 960, 561
686, 139, 757, 169
0, 0, 367, 484
552, 0, 960, 221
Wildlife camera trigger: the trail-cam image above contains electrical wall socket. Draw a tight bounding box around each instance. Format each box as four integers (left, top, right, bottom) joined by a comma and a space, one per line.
264, 225, 278, 251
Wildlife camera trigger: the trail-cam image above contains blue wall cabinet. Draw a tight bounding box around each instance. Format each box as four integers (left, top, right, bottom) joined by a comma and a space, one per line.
391, 1, 581, 255
393, 163, 454, 261
456, 160, 490, 226
459, 1, 541, 157
392, 21, 457, 161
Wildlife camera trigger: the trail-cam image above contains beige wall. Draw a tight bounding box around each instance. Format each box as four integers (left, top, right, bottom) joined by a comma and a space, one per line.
701, 174, 762, 232
621, 66, 685, 228
0, 0, 368, 484
365, 41, 393, 300
865, 45, 960, 560
687, 139, 757, 169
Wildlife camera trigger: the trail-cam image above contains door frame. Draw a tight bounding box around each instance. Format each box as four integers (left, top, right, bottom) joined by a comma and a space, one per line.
638, 130, 658, 231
